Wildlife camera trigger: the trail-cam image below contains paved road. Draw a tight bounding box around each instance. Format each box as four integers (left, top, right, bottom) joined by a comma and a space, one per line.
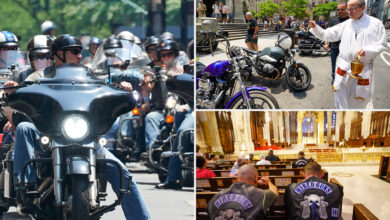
198, 33, 390, 109
1, 163, 194, 220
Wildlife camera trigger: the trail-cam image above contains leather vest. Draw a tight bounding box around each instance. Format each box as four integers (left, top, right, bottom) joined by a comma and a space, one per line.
207, 182, 266, 220
285, 176, 343, 220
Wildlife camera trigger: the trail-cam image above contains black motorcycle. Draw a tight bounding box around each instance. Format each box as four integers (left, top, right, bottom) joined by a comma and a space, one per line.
0, 64, 136, 219
297, 31, 329, 56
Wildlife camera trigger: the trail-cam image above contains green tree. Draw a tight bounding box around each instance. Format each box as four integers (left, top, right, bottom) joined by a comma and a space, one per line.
255, 0, 280, 20
312, 2, 338, 20
282, 0, 309, 20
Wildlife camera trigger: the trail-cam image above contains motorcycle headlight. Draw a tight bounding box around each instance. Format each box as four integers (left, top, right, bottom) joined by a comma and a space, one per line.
62, 114, 89, 141
165, 95, 178, 109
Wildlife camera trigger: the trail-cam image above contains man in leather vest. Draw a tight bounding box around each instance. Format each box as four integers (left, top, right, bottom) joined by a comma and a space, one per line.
285, 162, 343, 220
207, 165, 279, 220
292, 151, 310, 168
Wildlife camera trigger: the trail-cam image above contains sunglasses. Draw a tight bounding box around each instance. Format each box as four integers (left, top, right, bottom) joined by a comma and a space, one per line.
67, 48, 81, 55
160, 52, 174, 58
147, 47, 156, 54
0, 47, 18, 51
31, 54, 51, 61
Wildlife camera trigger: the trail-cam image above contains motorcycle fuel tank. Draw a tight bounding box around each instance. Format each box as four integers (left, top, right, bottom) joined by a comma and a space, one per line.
201, 60, 230, 78
258, 47, 284, 61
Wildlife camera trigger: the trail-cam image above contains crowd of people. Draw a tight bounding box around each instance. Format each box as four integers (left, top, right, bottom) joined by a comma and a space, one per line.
0, 19, 194, 219
196, 150, 343, 219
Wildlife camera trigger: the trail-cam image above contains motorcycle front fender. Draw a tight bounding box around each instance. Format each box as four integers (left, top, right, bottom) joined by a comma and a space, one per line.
224, 86, 267, 109
66, 156, 91, 175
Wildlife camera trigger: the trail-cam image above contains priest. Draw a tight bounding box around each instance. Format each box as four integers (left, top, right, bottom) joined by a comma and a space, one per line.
309, 0, 387, 109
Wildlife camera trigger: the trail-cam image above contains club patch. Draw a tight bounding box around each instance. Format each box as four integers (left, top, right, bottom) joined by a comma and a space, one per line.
214, 193, 254, 210
294, 181, 333, 195
331, 208, 340, 217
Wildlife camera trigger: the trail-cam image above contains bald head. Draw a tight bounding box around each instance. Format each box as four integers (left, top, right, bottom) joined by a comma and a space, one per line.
237, 164, 258, 186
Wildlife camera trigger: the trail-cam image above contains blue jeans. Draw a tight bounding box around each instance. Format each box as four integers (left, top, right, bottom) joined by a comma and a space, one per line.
144, 110, 164, 151
13, 122, 151, 220
330, 47, 339, 80
165, 111, 194, 183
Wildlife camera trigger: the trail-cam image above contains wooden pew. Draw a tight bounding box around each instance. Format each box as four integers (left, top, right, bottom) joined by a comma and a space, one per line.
378, 155, 390, 180
353, 204, 379, 220
212, 168, 304, 177
197, 176, 305, 192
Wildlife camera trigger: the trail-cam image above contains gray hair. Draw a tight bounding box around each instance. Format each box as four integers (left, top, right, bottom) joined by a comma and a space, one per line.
348, 0, 365, 7
246, 12, 252, 17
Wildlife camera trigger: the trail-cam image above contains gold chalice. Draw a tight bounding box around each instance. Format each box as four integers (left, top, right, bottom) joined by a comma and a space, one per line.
349, 55, 365, 79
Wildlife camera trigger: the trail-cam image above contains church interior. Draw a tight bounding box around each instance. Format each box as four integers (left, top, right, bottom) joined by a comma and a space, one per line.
196, 111, 390, 219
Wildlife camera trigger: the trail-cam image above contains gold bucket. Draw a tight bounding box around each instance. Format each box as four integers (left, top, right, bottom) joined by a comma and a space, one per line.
349, 55, 365, 79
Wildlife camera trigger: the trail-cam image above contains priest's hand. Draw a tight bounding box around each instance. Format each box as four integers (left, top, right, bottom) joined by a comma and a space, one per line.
356, 49, 365, 57
309, 20, 317, 28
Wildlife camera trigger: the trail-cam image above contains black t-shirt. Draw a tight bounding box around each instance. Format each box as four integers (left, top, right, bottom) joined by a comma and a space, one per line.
247, 19, 257, 36
292, 157, 309, 168
327, 16, 349, 49
265, 154, 280, 161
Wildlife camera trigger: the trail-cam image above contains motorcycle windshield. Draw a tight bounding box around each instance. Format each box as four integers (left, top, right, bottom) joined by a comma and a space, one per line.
91, 39, 149, 75
0, 50, 26, 71
8, 64, 136, 136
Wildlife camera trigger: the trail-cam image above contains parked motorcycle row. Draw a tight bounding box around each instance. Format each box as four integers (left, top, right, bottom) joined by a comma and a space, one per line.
195, 19, 333, 109
0, 32, 194, 219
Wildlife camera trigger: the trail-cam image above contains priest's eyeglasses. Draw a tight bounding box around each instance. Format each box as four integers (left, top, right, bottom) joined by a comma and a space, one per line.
347, 6, 361, 11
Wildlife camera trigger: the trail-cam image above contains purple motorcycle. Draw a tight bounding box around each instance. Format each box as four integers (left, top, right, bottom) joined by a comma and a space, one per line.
196, 37, 279, 109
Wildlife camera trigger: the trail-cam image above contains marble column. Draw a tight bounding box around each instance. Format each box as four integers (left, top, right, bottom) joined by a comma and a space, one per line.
197, 112, 223, 154
317, 112, 325, 144
327, 111, 332, 143
284, 111, 291, 144
271, 111, 279, 143
278, 112, 285, 143
297, 112, 304, 144
263, 111, 271, 146
335, 111, 344, 142
361, 111, 372, 139
231, 111, 254, 155
344, 111, 353, 141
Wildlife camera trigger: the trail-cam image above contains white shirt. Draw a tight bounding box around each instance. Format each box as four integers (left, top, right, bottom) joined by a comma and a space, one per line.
256, 159, 271, 165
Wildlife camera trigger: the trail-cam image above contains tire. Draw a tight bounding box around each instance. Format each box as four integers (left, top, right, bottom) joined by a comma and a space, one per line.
286, 63, 311, 92
158, 157, 170, 183
70, 175, 90, 220
300, 51, 312, 56
228, 90, 279, 109
158, 172, 167, 183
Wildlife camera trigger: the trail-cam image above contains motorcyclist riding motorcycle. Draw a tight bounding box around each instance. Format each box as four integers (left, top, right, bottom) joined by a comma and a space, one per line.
15, 35, 53, 83
144, 36, 160, 67
82, 36, 101, 68
41, 20, 56, 36
2, 34, 151, 219
0, 31, 25, 72
117, 30, 135, 43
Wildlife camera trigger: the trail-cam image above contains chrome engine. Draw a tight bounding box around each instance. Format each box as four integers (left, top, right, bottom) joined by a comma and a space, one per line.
196, 76, 224, 109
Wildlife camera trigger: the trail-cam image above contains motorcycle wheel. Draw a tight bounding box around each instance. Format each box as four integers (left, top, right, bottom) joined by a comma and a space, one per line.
228, 90, 279, 109
70, 175, 90, 220
158, 157, 170, 183
286, 63, 311, 92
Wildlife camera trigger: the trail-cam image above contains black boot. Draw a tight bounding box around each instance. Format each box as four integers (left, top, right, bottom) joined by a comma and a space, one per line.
155, 180, 182, 190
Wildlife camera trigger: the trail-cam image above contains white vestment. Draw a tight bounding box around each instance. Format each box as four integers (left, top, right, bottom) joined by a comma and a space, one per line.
310, 13, 387, 109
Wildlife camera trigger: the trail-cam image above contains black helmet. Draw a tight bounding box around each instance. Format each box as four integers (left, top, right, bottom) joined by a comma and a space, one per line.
144, 36, 159, 51
27, 35, 53, 60
103, 38, 122, 50
157, 38, 179, 58
50, 34, 82, 58
159, 32, 175, 41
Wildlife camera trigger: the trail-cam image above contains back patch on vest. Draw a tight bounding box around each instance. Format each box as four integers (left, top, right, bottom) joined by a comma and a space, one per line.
294, 181, 333, 195
214, 193, 254, 209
